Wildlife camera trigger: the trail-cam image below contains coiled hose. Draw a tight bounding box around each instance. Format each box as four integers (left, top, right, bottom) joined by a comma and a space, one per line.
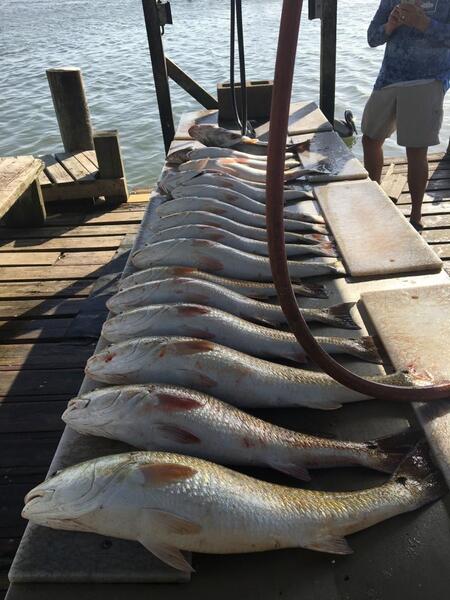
265, 0, 450, 401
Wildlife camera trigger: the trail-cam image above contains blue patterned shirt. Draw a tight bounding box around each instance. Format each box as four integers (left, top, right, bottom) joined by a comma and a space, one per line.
368, 0, 450, 91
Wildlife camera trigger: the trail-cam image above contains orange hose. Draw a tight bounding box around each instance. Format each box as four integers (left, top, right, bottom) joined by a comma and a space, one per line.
265, 0, 450, 401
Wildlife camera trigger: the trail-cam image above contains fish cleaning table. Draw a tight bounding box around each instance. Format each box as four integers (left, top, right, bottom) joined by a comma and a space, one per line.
6, 105, 450, 600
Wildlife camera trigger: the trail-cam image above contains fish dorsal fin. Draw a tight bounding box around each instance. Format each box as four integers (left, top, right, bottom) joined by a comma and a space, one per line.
304, 536, 353, 555
138, 463, 197, 486
154, 423, 201, 445
139, 538, 194, 573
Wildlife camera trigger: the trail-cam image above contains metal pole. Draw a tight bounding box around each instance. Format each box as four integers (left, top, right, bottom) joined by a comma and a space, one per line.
319, 0, 337, 125
46, 67, 94, 152
142, 0, 175, 154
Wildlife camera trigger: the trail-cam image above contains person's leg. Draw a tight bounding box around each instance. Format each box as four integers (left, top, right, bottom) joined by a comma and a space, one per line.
406, 146, 428, 228
362, 134, 385, 183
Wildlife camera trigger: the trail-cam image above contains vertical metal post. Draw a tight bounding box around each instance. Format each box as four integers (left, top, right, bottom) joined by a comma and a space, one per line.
142, 0, 175, 154
319, 0, 337, 125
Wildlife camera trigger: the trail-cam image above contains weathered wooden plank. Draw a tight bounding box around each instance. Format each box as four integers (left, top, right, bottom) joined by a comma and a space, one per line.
55, 153, 95, 182
94, 131, 128, 203
42, 178, 128, 203
403, 178, 450, 193
0, 318, 72, 341
0, 265, 108, 281
38, 170, 52, 187
72, 151, 98, 175
0, 342, 95, 370
40, 154, 73, 184
0, 280, 93, 299
43, 210, 144, 227
0, 401, 67, 434
55, 251, 116, 266
0, 252, 60, 267
381, 172, 407, 201
0, 431, 62, 467
0, 224, 139, 239
419, 214, 450, 229
422, 229, 450, 244
0, 298, 83, 318
0, 369, 84, 396
396, 189, 450, 205
0, 236, 123, 252
2, 179, 47, 228
0, 395, 70, 406
83, 150, 98, 168
430, 244, 450, 260
0, 157, 45, 223
385, 151, 449, 165
398, 202, 450, 216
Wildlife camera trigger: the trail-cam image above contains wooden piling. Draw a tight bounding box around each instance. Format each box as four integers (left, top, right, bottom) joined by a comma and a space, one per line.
93, 130, 128, 204
46, 67, 94, 152
319, 0, 337, 125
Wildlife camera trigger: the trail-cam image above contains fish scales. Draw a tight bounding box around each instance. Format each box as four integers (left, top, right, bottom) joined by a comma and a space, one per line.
151, 210, 325, 245
148, 226, 336, 258
156, 197, 327, 234
119, 266, 328, 300
86, 336, 411, 409
22, 444, 445, 571
107, 277, 357, 329
102, 303, 379, 362
131, 239, 344, 281
63, 383, 416, 477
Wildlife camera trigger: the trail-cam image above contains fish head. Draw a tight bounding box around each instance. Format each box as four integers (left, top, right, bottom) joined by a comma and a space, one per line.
166, 146, 193, 165
188, 124, 243, 148
85, 337, 176, 384
22, 455, 128, 528
102, 305, 171, 342
62, 386, 158, 439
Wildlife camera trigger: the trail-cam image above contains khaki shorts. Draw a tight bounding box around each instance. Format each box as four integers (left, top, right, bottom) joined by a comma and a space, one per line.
361, 80, 444, 148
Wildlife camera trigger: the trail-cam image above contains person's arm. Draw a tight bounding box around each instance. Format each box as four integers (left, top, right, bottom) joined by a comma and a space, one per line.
398, 4, 450, 48
368, 1, 401, 47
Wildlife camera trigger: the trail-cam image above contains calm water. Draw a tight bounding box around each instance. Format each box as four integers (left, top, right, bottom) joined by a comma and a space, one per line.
1, 0, 449, 187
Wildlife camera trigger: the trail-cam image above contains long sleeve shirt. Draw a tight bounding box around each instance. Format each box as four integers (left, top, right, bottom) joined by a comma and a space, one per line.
368, 0, 450, 91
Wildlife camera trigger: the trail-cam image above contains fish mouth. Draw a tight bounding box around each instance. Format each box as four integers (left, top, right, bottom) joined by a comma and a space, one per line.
61, 398, 90, 423
22, 488, 56, 519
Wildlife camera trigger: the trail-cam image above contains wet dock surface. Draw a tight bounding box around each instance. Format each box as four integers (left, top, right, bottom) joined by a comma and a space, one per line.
0, 194, 149, 597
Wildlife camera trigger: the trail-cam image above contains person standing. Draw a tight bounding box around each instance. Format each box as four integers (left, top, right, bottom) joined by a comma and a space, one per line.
362, 0, 450, 230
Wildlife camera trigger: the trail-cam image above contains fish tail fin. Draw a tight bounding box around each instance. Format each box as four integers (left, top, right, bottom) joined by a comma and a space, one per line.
389, 439, 447, 505
332, 335, 381, 363
319, 302, 360, 330
293, 282, 329, 299
362, 429, 422, 473
309, 241, 338, 258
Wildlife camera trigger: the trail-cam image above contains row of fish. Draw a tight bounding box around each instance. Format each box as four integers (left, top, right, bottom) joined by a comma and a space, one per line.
23, 123, 444, 574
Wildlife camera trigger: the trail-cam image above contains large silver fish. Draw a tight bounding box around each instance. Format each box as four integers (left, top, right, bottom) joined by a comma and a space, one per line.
106, 278, 358, 329
151, 210, 325, 245
179, 158, 328, 184
86, 337, 411, 409
63, 383, 415, 478
168, 185, 324, 223
148, 226, 336, 258
166, 145, 299, 167
170, 171, 313, 201
22, 445, 444, 572
119, 266, 328, 300
156, 198, 327, 234
131, 239, 344, 281
102, 304, 378, 362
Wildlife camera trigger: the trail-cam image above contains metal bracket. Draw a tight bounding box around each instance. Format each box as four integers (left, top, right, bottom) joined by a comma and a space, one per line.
157, 0, 173, 27
308, 0, 322, 20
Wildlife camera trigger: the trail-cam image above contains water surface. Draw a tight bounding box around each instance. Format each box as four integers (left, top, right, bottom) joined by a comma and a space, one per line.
1, 0, 448, 187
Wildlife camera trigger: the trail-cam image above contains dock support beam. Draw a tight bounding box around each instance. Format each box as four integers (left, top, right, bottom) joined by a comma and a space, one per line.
46, 67, 94, 152
166, 57, 218, 110
142, 0, 175, 154
319, 0, 337, 125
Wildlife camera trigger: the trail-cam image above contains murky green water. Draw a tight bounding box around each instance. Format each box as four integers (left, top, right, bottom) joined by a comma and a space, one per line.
1, 0, 449, 187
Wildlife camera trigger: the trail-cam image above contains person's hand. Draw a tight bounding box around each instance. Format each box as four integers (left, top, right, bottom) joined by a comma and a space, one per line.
397, 3, 431, 32
385, 5, 402, 36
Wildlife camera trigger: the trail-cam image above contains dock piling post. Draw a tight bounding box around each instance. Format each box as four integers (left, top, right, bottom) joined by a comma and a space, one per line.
93, 130, 128, 204
46, 67, 94, 152
319, 0, 337, 125
142, 0, 175, 154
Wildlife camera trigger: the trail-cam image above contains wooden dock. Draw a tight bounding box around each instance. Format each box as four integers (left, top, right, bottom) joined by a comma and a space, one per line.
1, 148, 449, 599
0, 192, 149, 597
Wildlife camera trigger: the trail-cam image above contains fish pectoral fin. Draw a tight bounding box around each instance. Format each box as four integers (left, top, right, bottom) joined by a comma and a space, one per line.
267, 460, 311, 482
144, 508, 202, 536
154, 423, 201, 445
304, 536, 353, 555
139, 539, 194, 573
